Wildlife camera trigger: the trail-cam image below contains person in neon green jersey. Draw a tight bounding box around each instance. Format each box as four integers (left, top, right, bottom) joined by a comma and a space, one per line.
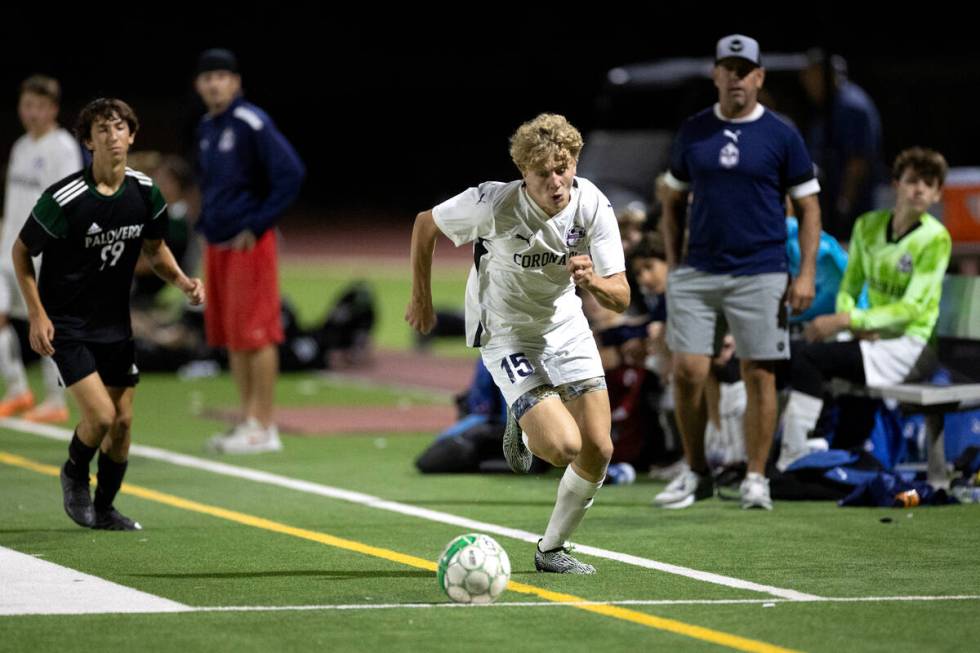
776, 147, 951, 471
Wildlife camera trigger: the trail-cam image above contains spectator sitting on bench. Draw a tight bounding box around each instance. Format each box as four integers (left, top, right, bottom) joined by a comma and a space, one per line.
777, 147, 952, 471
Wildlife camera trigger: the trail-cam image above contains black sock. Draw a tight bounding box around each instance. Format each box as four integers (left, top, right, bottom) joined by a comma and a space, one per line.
64, 432, 98, 482
94, 453, 128, 512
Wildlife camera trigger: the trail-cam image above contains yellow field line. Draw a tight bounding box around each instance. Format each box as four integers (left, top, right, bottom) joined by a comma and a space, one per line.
0, 451, 800, 653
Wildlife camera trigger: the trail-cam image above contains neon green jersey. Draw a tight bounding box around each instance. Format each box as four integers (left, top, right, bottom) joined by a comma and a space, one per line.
836, 210, 951, 341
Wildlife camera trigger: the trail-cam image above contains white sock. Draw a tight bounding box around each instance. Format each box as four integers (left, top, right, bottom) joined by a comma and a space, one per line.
540, 465, 602, 551
0, 325, 29, 397
39, 357, 66, 407
777, 391, 824, 472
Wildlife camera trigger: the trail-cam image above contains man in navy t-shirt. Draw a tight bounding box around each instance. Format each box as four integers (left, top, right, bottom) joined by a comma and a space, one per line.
655, 34, 822, 510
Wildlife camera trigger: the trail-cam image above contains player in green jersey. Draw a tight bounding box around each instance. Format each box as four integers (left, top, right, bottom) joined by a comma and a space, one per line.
12, 98, 204, 530
776, 147, 951, 470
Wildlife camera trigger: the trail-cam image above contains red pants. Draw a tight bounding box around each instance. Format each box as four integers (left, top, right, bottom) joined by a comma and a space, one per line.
204, 230, 284, 351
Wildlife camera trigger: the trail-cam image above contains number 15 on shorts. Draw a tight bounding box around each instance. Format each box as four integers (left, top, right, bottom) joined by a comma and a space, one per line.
501, 352, 534, 384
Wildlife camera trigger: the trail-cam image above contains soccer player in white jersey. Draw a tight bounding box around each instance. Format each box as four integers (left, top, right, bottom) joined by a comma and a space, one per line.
0, 75, 82, 422
407, 114, 629, 574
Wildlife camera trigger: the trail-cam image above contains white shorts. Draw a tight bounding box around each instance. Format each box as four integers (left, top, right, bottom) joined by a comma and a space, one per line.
0, 267, 27, 319
481, 328, 604, 408
859, 335, 935, 387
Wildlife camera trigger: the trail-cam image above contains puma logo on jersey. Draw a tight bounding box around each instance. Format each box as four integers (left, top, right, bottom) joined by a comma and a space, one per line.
514, 233, 532, 244
86, 223, 103, 235
723, 129, 741, 142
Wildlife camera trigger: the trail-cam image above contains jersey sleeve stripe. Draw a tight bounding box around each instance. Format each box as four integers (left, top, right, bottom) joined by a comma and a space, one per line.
58, 185, 88, 207
52, 179, 86, 203
233, 106, 265, 131
664, 170, 690, 192
125, 169, 154, 186
788, 178, 821, 199
152, 204, 168, 220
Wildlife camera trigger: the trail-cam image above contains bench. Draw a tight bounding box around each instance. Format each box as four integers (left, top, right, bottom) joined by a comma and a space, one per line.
858, 276, 980, 488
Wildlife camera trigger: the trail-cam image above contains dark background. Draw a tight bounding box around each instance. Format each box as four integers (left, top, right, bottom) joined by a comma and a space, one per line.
3, 8, 979, 220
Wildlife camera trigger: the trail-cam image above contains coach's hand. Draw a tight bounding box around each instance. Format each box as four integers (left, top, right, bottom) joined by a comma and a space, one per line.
230, 230, 257, 251
567, 255, 595, 287
28, 312, 55, 357
183, 278, 205, 306
787, 272, 815, 314
405, 298, 436, 335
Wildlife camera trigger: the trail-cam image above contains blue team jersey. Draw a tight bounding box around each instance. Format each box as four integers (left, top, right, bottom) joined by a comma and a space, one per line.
196, 97, 305, 243
666, 104, 819, 276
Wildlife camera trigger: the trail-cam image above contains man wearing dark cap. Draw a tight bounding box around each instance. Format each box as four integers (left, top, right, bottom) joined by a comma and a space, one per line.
194, 48, 306, 454
655, 34, 822, 509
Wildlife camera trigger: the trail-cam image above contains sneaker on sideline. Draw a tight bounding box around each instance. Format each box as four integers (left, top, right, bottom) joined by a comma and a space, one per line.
652, 469, 714, 509
740, 472, 773, 510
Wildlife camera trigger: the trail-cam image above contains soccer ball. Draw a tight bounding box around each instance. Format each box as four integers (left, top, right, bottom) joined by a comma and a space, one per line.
437, 533, 511, 604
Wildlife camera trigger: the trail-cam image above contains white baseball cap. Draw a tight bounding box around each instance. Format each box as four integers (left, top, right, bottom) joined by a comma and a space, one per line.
715, 34, 761, 66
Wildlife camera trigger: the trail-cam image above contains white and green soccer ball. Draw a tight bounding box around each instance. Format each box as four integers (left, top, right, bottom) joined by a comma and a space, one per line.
437, 533, 511, 604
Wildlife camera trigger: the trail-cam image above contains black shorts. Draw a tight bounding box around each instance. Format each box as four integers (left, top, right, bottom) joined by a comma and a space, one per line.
51, 339, 140, 388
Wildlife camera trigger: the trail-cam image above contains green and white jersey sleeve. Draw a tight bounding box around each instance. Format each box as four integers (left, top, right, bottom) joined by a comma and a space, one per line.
837, 210, 951, 341
29, 190, 70, 241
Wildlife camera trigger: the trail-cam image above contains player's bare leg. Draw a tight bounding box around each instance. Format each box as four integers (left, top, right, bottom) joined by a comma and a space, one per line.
519, 392, 609, 574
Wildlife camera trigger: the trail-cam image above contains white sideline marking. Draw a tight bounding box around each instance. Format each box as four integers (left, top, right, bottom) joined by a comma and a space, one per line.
181, 594, 980, 612
2, 419, 819, 601
8, 595, 980, 617
0, 546, 188, 615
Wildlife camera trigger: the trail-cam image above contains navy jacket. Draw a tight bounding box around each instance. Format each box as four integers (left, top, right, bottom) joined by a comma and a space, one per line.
196, 96, 305, 243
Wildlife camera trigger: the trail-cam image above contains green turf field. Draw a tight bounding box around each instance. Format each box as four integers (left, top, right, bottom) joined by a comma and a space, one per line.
2, 264, 979, 652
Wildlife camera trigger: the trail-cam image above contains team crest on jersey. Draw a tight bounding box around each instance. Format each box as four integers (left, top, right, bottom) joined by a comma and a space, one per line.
565, 226, 586, 247
719, 142, 739, 168
218, 128, 236, 152
897, 253, 914, 274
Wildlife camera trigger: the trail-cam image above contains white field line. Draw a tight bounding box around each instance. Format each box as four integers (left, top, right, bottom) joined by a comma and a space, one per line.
3, 418, 818, 601
175, 594, 980, 612
6, 595, 980, 617
0, 546, 188, 616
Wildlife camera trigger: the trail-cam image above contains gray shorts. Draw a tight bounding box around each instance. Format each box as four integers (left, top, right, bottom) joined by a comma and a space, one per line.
666, 266, 789, 361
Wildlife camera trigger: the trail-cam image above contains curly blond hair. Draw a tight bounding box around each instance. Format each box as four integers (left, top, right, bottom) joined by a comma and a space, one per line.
509, 113, 584, 173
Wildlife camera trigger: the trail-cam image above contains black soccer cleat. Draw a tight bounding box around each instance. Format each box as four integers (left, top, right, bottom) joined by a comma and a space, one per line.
60, 463, 95, 528
93, 507, 142, 531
